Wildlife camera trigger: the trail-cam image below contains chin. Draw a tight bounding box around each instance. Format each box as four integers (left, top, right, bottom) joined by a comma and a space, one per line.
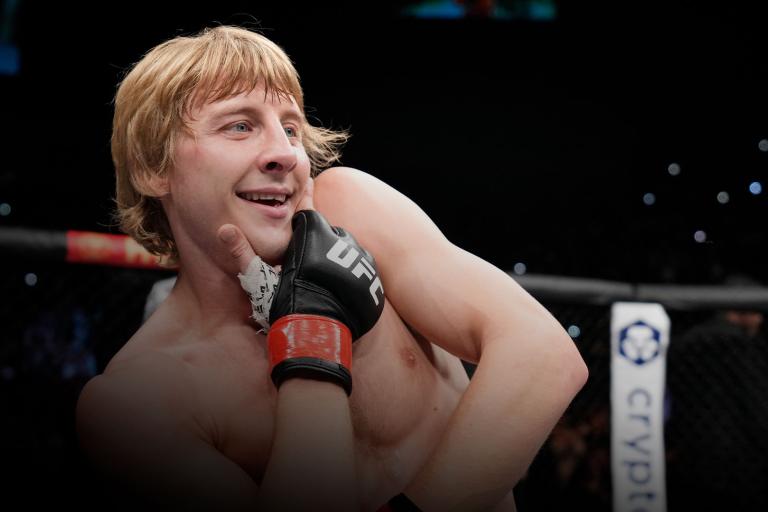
261, 252, 284, 267
252, 237, 291, 267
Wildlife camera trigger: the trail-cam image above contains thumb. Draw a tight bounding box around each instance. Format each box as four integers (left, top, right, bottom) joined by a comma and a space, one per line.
295, 177, 315, 212
217, 223, 257, 274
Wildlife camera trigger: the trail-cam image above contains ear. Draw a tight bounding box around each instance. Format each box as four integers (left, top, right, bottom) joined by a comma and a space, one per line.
138, 172, 170, 198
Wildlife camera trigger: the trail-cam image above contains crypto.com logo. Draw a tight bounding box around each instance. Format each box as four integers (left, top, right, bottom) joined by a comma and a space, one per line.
618, 320, 661, 365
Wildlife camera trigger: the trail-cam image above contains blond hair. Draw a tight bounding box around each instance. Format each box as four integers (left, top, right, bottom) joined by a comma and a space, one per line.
112, 25, 348, 264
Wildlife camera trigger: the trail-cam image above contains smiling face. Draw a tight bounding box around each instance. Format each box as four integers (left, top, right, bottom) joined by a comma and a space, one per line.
113, 26, 349, 265
161, 86, 312, 267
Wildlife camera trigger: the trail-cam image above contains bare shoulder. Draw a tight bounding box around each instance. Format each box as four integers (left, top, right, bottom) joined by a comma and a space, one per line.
79, 349, 195, 410
76, 351, 201, 464
76, 351, 259, 507
314, 166, 420, 214
75, 352, 196, 498
314, 166, 448, 257
313, 166, 388, 218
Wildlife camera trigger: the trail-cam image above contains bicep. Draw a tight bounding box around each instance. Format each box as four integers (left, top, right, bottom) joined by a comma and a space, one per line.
77, 373, 259, 510
314, 168, 559, 363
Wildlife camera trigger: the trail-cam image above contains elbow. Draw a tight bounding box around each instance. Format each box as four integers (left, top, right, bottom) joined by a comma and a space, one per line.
552, 329, 589, 398
483, 321, 589, 397
570, 348, 589, 395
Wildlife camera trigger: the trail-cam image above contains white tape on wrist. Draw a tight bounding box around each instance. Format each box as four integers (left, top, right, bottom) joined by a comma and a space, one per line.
237, 256, 280, 332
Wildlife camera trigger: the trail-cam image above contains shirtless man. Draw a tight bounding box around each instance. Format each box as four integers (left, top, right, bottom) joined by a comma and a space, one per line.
76, 25, 588, 511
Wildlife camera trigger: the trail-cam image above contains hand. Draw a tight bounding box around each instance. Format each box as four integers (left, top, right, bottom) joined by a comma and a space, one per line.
218, 177, 385, 394
270, 209, 385, 340
267, 181, 385, 393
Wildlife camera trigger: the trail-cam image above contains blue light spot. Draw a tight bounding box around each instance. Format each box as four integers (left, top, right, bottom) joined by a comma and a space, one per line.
643, 193, 656, 206
0, 43, 20, 76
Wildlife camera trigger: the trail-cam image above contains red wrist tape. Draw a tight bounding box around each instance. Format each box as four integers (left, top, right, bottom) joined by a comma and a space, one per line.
267, 314, 353, 390
268, 314, 353, 368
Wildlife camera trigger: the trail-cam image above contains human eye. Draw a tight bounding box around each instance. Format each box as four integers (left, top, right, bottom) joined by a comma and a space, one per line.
227, 121, 251, 133
284, 125, 300, 138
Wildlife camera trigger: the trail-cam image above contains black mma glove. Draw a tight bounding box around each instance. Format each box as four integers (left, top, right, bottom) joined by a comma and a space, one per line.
267, 209, 385, 395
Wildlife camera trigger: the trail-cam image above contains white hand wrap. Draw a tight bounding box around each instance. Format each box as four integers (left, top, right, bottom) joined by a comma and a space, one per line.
237, 256, 280, 332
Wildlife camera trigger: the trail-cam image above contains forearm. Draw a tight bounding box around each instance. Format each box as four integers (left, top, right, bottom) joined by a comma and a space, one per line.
258, 377, 358, 511
405, 334, 587, 512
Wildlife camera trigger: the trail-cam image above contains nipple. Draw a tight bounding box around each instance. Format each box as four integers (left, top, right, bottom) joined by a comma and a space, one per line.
400, 346, 418, 368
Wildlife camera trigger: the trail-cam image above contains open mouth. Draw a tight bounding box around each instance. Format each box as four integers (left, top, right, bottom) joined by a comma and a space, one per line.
236, 192, 289, 207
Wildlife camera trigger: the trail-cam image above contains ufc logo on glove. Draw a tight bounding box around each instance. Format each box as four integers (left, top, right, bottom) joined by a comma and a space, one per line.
326, 239, 384, 306
264, 210, 387, 396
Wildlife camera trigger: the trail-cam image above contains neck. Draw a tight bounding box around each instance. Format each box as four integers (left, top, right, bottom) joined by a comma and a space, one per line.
164, 250, 255, 336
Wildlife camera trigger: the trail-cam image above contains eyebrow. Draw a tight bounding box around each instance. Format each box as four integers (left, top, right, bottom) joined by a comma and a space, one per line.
208, 105, 304, 124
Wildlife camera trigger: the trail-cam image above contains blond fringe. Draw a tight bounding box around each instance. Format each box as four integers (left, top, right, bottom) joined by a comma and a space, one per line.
112, 26, 349, 263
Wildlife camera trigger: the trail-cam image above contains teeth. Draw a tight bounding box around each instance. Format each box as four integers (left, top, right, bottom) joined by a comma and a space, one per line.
241, 192, 287, 203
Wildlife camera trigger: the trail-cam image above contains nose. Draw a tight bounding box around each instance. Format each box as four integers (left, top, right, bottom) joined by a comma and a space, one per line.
258, 124, 298, 174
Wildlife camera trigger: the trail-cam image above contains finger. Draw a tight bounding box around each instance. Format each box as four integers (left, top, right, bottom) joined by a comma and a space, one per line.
217, 223, 257, 274
295, 177, 315, 212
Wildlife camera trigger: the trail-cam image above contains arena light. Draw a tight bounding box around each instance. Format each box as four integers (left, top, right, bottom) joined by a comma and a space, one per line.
667, 163, 681, 176
0, 203, 10, 216
643, 193, 656, 206
749, 181, 762, 195
24, 273, 37, 287
400, 0, 557, 20
759, 139, 768, 152
513, 262, 527, 275
716, 191, 730, 204
693, 230, 707, 243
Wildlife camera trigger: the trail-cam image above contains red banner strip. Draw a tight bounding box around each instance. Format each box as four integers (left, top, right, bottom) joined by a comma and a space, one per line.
65, 230, 166, 269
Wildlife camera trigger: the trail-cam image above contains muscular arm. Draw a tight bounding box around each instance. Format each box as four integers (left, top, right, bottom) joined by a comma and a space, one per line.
315, 167, 588, 511
76, 353, 357, 511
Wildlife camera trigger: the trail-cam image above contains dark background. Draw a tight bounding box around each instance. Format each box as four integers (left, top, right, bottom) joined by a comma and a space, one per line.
2, 2, 768, 510
2, 0, 768, 285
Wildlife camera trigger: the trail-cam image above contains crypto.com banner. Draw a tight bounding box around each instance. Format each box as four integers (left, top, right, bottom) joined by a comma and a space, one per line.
610, 302, 670, 512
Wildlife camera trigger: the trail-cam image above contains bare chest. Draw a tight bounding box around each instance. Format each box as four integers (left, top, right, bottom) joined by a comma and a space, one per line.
193, 306, 469, 496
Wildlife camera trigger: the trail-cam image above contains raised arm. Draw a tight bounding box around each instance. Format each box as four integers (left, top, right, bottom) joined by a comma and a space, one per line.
314, 167, 589, 511
77, 187, 386, 511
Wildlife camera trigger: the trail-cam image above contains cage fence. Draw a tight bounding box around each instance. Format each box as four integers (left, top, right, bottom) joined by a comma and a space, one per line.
1, 228, 767, 511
